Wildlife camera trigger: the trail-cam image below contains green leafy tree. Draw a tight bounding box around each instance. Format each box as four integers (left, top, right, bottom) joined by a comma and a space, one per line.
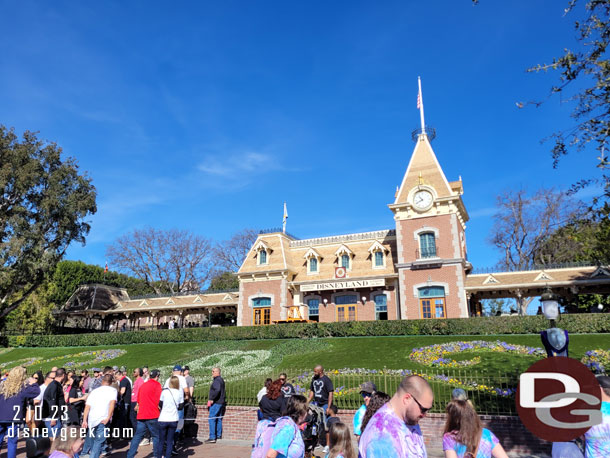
524, 0, 610, 202
536, 208, 610, 264
0, 126, 96, 321
4, 284, 55, 334
481, 298, 511, 316
208, 271, 239, 291
47, 260, 162, 306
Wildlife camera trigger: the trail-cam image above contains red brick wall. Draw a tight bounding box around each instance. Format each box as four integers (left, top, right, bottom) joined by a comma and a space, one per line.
240, 280, 284, 326
195, 406, 551, 455
399, 265, 463, 319
305, 286, 397, 323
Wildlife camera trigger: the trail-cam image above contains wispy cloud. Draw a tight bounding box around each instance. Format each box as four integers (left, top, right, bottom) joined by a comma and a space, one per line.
469, 207, 497, 219
198, 151, 279, 177
197, 149, 299, 190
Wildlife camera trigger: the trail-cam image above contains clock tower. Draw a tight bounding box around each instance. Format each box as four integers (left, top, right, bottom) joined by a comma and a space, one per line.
389, 129, 470, 320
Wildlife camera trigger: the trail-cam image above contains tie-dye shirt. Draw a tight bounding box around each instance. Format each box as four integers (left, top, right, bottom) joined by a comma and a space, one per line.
585, 401, 610, 458
358, 403, 427, 458
353, 404, 366, 435
269, 417, 305, 458
442, 428, 500, 458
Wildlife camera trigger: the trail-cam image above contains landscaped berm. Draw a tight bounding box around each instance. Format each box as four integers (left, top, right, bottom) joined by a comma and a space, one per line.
3, 333, 610, 416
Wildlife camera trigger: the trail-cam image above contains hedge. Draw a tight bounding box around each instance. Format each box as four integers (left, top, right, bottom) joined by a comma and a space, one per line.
6, 314, 610, 347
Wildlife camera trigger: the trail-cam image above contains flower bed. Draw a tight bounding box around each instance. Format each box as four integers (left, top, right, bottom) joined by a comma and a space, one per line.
409, 340, 545, 368
291, 368, 516, 399
0, 349, 126, 371
582, 349, 610, 374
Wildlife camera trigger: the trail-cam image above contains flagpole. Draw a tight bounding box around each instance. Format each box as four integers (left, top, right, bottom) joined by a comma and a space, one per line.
282, 202, 287, 234
418, 76, 426, 134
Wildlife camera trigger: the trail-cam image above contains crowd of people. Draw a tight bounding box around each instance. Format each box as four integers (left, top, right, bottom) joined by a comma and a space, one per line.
0, 363, 209, 458
252, 365, 610, 458
0, 360, 608, 458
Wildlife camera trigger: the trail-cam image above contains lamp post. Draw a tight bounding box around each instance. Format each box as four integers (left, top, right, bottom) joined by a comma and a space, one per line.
540, 287, 560, 325
539, 287, 569, 357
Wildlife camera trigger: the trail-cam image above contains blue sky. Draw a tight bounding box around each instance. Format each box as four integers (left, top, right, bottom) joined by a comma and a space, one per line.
0, 0, 603, 284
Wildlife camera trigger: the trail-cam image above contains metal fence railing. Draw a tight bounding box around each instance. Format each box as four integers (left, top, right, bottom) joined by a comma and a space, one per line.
193, 367, 518, 416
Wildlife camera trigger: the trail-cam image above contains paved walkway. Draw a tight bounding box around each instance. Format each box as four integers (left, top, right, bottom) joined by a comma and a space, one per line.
8, 437, 550, 458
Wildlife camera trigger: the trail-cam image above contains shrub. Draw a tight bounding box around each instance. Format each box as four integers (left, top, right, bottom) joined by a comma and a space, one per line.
7, 314, 609, 347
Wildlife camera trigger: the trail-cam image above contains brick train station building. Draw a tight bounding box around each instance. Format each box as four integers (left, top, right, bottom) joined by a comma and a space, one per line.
56, 129, 610, 330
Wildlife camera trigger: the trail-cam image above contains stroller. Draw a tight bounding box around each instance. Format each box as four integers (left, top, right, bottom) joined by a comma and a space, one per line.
301, 404, 326, 458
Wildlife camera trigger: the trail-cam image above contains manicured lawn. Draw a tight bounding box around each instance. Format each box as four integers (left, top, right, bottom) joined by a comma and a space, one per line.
1, 334, 608, 376
2, 333, 607, 414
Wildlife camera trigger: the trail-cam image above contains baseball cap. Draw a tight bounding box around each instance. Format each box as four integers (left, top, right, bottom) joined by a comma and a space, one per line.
92, 368, 101, 373
173, 365, 182, 371
119, 366, 126, 372
359, 381, 377, 394
112, 366, 119, 371
596, 375, 610, 389
150, 369, 161, 378
452, 388, 468, 401
184, 365, 190, 371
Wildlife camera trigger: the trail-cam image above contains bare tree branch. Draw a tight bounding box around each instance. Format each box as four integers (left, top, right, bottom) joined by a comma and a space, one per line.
106, 228, 214, 294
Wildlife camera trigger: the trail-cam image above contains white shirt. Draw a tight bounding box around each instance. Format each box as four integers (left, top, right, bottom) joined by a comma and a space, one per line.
86, 385, 118, 428
164, 375, 187, 392
257, 387, 267, 403
158, 388, 183, 422
34, 384, 48, 402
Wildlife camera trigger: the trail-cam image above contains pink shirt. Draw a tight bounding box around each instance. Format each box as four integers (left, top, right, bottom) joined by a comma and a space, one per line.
131, 377, 144, 403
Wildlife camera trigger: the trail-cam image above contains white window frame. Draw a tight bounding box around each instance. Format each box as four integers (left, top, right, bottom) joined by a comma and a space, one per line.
371, 291, 389, 320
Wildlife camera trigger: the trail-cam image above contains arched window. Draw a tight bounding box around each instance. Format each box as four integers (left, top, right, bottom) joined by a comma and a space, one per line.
307, 298, 319, 322
419, 233, 437, 258
374, 251, 384, 267
309, 258, 318, 273
341, 254, 350, 269
252, 297, 272, 326
418, 287, 445, 319
374, 294, 388, 320
259, 250, 267, 265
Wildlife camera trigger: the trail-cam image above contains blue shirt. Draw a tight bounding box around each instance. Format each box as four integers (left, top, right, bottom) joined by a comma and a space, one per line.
353, 404, 366, 436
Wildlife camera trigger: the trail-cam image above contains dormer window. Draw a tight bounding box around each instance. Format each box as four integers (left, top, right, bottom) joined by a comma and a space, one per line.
368, 240, 388, 269
334, 245, 354, 270
304, 248, 321, 275
254, 240, 271, 266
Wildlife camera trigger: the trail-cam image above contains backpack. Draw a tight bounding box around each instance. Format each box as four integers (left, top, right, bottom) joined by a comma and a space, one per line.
251, 418, 296, 458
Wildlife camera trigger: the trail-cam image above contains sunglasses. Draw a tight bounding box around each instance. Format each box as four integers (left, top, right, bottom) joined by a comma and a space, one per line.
279, 378, 286, 381
410, 394, 432, 415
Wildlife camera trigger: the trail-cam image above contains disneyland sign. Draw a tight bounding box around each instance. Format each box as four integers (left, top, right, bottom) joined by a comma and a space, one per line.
300, 279, 385, 292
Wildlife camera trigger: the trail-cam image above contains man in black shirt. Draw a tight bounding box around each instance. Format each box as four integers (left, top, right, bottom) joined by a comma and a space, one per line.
118, 368, 132, 437
279, 373, 295, 398
42, 368, 67, 439
205, 367, 225, 443
307, 365, 334, 415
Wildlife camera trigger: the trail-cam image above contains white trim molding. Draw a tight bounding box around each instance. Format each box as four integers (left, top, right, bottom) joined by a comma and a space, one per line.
413, 226, 440, 241
412, 282, 450, 298
248, 293, 275, 308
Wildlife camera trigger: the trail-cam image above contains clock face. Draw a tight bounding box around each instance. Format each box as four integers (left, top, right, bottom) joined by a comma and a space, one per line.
413, 190, 433, 209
